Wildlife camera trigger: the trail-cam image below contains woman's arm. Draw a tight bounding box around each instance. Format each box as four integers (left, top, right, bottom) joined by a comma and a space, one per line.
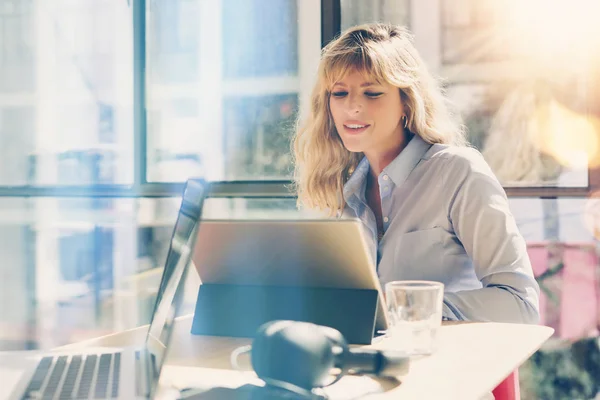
443, 148, 540, 324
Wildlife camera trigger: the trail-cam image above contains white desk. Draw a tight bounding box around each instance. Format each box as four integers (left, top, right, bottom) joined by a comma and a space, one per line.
62, 315, 553, 399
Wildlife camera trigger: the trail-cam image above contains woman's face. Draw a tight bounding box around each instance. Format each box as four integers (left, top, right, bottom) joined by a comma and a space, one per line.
329, 69, 406, 157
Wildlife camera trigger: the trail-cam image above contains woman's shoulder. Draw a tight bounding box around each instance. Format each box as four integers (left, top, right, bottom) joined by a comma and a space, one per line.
424, 144, 493, 177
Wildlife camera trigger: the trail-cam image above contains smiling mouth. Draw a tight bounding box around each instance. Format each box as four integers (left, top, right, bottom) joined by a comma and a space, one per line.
344, 124, 370, 132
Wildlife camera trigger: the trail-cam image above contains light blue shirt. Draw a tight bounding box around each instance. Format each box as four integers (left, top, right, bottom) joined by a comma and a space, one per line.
342, 135, 540, 323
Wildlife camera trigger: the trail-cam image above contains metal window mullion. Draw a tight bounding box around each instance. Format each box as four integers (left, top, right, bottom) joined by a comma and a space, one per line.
132, 0, 148, 187
0, 181, 296, 198
588, 166, 600, 196
321, 0, 341, 48
503, 186, 590, 198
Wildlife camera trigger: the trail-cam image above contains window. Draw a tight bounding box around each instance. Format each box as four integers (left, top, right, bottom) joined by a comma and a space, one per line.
342, 0, 599, 189
439, 0, 596, 189
1, 4, 597, 398
341, 1, 600, 396
0, 0, 134, 187
0, 0, 321, 350
146, 0, 321, 182
341, 0, 410, 29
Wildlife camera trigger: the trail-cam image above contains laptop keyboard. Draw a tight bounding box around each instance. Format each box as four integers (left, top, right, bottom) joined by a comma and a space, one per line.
21, 352, 121, 400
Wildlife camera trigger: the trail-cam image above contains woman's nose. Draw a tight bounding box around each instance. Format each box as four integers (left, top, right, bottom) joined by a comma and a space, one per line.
346, 95, 362, 114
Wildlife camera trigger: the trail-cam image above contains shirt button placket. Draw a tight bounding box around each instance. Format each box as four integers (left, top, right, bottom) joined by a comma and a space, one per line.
380, 175, 392, 235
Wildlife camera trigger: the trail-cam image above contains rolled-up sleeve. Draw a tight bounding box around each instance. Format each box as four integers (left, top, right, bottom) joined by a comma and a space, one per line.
442, 149, 540, 324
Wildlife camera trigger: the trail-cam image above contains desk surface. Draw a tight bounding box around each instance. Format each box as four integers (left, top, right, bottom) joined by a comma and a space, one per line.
62, 315, 553, 399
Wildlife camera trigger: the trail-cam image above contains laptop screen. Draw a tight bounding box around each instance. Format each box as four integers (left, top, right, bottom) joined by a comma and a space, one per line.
143, 179, 208, 395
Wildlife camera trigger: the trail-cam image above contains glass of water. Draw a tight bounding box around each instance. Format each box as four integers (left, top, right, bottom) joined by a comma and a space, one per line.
384, 280, 444, 355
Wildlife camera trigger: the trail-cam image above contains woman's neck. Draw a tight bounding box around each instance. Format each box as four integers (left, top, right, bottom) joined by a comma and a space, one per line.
365, 132, 412, 179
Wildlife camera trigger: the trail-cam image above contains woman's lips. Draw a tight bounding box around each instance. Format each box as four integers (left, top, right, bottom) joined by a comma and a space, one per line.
343, 124, 370, 134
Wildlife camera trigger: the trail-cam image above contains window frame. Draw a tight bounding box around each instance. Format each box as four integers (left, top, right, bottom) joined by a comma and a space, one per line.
0, 0, 596, 199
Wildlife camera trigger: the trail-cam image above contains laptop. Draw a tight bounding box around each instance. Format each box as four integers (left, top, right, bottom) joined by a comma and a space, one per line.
0, 178, 208, 400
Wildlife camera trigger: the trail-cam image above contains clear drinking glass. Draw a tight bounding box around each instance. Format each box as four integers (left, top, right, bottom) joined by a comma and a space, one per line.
384, 280, 444, 355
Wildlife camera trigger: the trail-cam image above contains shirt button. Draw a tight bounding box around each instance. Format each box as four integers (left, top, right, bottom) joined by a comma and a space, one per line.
383, 217, 389, 223
382, 175, 389, 181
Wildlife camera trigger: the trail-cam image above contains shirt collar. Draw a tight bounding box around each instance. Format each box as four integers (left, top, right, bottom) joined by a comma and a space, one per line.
342, 134, 432, 201
343, 156, 370, 202
383, 134, 432, 187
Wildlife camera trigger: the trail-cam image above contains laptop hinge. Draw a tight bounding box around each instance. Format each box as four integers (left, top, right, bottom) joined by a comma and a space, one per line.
135, 350, 152, 398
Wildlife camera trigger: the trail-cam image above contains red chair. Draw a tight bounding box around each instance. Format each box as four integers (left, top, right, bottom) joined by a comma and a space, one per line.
492, 370, 520, 400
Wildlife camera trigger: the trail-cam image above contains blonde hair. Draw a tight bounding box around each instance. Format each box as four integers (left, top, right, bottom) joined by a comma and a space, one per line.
292, 23, 466, 215
482, 82, 562, 185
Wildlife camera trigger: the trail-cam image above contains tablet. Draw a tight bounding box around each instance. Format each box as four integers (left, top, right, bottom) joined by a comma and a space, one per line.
191, 218, 389, 333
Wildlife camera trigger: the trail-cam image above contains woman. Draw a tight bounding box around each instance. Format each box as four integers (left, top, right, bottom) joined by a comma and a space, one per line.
292, 23, 539, 323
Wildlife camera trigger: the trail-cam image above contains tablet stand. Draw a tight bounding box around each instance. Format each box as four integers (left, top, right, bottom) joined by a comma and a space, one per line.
190, 284, 378, 344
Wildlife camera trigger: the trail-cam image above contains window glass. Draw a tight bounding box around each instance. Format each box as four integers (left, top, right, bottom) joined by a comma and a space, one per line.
341, 0, 600, 188
0, 196, 303, 350
146, 0, 321, 182
342, 4, 600, 396
1, 195, 597, 350
0, 0, 134, 186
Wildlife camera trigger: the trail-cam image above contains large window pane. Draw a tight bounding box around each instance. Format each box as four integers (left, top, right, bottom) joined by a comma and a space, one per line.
0, 195, 304, 350
146, 0, 321, 182
341, 0, 410, 28
342, 4, 600, 396
2, 194, 597, 346
0, 197, 154, 350
509, 196, 600, 399
341, 0, 599, 188
0, 0, 134, 186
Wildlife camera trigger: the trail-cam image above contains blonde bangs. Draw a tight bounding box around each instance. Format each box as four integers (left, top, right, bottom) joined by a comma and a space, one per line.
321, 44, 390, 91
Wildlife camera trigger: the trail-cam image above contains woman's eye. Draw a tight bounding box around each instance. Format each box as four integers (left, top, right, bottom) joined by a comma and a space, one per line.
331, 91, 348, 98
365, 92, 383, 98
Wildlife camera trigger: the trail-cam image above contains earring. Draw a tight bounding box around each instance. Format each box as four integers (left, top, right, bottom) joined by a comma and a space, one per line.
402, 116, 408, 129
